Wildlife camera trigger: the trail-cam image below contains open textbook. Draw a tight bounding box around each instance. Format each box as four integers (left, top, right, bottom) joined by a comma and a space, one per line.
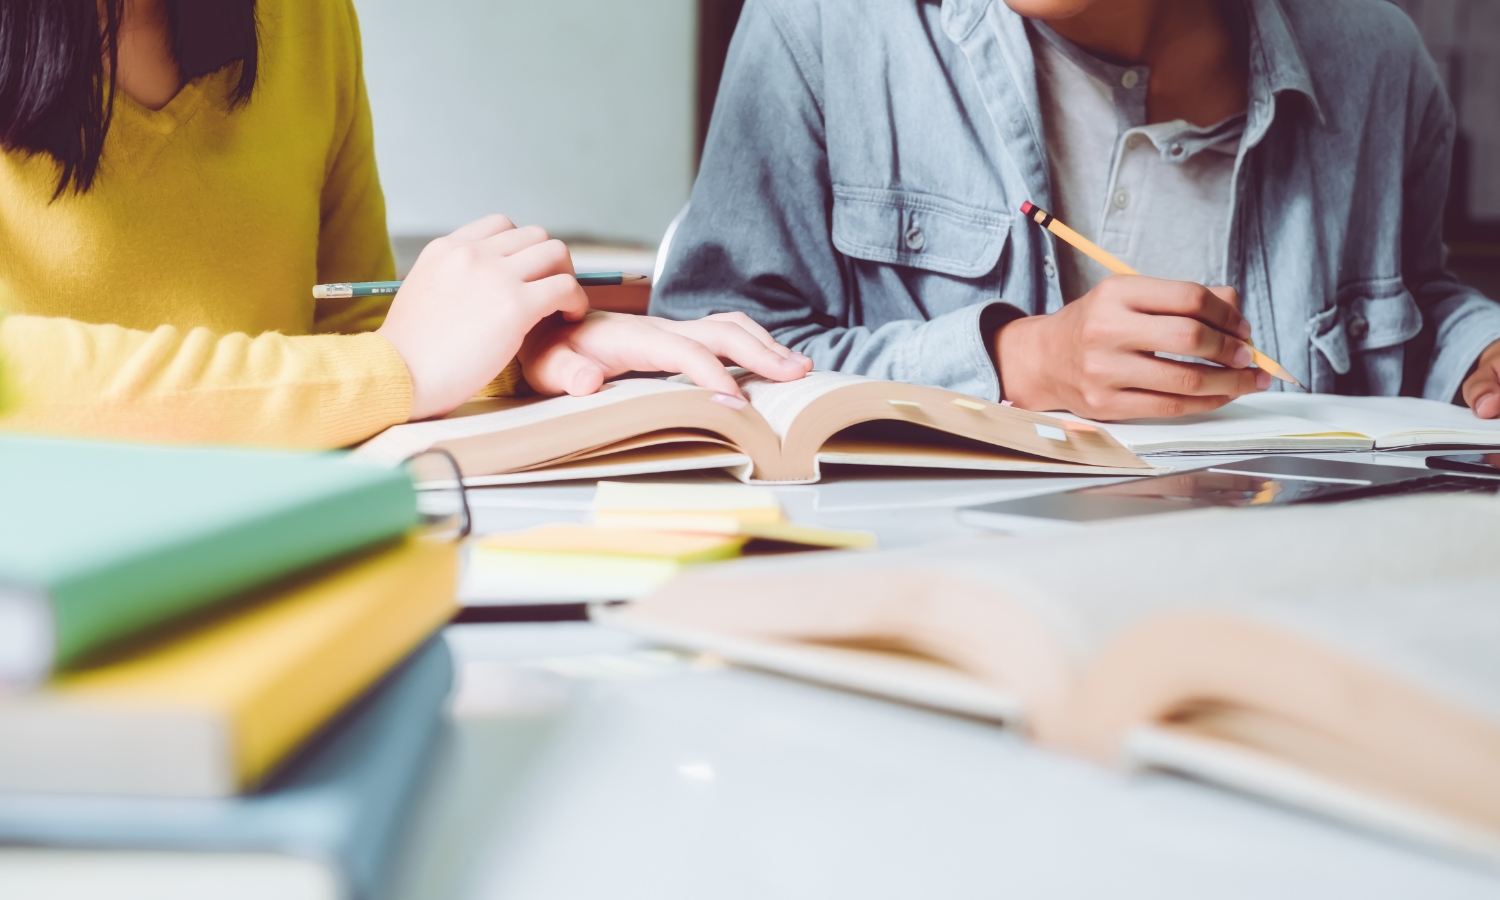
355, 372, 1152, 485
1056, 393, 1500, 455
604, 494, 1500, 864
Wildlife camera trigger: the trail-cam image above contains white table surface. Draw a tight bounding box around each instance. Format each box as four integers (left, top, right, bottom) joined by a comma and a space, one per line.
389, 454, 1498, 899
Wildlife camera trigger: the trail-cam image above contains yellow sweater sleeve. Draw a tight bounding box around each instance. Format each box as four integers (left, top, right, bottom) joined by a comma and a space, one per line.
310, 0, 399, 336
0, 315, 412, 448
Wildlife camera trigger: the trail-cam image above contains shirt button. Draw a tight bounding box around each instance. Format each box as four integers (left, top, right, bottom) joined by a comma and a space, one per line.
904, 223, 925, 252
1113, 190, 1130, 210
1168, 142, 1185, 158
1347, 313, 1369, 341
1043, 257, 1057, 279
1121, 70, 1140, 89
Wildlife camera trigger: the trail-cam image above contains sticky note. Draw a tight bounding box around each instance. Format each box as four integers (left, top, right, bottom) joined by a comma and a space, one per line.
479, 525, 746, 564
1034, 423, 1069, 442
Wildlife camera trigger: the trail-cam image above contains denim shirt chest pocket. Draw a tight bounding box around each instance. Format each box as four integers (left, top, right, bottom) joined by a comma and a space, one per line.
831, 186, 1011, 280
1305, 277, 1423, 392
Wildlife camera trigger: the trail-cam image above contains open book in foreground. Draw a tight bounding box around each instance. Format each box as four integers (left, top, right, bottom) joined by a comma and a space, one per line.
355, 372, 1152, 485
604, 494, 1500, 865
1057, 392, 1500, 455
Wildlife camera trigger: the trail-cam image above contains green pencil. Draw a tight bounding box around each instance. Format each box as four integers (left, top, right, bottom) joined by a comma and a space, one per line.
312, 272, 648, 300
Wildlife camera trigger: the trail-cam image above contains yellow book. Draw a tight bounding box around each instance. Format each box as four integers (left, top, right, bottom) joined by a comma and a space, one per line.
0, 537, 458, 797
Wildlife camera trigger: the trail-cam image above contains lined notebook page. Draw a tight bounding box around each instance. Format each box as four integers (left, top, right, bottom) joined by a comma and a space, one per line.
1050, 404, 1366, 454
1236, 394, 1500, 448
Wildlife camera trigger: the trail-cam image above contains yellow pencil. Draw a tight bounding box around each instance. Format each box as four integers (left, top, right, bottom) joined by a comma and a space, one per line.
1020, 201, 1302, 388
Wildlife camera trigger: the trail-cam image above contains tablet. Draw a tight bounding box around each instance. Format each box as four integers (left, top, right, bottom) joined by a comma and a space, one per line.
958, 455, 1500, 532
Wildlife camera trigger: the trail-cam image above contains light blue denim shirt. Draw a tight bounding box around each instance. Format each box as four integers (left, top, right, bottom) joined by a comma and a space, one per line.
652, 0, 1500, 404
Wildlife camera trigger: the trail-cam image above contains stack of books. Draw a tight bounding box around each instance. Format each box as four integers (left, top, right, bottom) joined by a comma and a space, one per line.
0, 436, 461, 899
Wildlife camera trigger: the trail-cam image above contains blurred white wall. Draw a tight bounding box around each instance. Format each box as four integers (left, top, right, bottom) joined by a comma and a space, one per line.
354, 0, 697, 246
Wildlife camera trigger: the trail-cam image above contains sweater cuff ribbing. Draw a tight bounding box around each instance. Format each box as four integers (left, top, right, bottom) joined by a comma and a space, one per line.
314, 332, 413, 447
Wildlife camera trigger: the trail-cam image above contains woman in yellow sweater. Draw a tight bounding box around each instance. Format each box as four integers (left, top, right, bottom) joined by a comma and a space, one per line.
0, 0, 810, 447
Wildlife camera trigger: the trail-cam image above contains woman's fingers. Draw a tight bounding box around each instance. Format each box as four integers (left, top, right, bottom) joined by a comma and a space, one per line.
445, 214, 517, 243
522, 273, 591, 321
690, 311, 808, 363
663, 319, 809, 382
523, 342, 607, 396
628, 328, 747, 396
1115, 353, 1270, 398
478, 224, 553, 258
505, 239, 577, 283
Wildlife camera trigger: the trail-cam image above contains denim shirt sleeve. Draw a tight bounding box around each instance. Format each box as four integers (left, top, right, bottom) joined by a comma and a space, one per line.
649, 0, 1008, 400
1403, 78, 1500, 403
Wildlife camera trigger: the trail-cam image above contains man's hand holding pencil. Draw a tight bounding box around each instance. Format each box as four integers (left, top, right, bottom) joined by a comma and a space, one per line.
994, 202, 1286, 421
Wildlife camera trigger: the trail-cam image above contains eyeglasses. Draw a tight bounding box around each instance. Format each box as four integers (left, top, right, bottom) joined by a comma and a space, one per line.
403, 449, 471, 541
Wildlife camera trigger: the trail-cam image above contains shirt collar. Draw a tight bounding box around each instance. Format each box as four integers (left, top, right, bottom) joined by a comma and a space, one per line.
1242, 0, 1325, 135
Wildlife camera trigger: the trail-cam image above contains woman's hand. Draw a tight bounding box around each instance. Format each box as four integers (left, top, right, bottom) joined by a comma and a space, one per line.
994, 275, 1271, 420
376, 215, 589, 420
1461, 339, 1500, 419
518, 311, 813, 399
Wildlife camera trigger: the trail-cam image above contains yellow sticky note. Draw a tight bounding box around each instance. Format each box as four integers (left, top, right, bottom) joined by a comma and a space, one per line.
479, 525, 746, 564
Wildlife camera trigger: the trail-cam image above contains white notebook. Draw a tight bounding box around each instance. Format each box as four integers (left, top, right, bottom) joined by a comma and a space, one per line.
1053, 393, 1500, 455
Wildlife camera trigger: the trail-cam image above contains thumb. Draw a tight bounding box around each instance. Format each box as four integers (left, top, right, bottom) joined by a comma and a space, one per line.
522, 343, 606, 396
1463, 367, 1500, 419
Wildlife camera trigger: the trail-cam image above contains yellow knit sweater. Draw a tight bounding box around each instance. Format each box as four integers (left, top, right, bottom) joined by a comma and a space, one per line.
0, 0, 414, 448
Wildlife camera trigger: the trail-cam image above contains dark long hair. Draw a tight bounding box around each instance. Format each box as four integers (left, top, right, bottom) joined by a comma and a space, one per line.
0, 0, 258, 197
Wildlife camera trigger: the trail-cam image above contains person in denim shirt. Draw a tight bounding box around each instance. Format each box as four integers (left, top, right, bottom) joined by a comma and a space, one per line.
651, 0, 1500, 421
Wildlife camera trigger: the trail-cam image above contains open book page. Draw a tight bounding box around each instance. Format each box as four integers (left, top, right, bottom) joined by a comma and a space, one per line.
1235, 393, 1500, 448
352, 379, 703, 464
738, 371, 876, 439
620, 495, 1500, 713
924, 494, 1500, 666
1114, 575, 1500, 864
1051, 404, 1369, 455
1228, 576, 1500, 727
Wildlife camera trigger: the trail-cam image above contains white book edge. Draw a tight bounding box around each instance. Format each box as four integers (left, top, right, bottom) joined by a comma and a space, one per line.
459, 453, 752, 487
1124, 725, 1500, 868
0, 703, 233, 797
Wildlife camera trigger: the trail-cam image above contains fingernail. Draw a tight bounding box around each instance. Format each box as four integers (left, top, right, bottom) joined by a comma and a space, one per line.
1236, 321, 1252, 339
710, 393, 748, 410
1476, 392, 1498, 417
1232, 345, 1253, 368
793, 352, 813, 366
1255, 369, 1272, 390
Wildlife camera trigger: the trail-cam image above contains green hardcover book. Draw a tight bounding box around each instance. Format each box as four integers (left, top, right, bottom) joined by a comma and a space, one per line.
0, 436, 417, 685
